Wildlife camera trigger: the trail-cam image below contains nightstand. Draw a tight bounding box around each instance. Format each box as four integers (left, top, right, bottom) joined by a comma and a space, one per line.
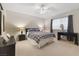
18, 34, 26, 41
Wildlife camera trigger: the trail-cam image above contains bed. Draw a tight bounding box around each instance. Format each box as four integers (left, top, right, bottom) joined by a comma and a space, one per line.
27, 31, 55, 48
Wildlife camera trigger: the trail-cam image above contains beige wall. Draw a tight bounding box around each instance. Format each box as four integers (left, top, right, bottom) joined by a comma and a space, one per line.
5, 21, 18, 35
73, 11, 79, 33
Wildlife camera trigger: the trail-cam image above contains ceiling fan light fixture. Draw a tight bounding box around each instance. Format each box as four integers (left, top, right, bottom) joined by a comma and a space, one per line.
35, 4, 48, 14
40, 4, 47, 14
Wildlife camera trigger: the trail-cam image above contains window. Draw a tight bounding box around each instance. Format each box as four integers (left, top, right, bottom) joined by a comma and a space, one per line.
53, 17, 68, 31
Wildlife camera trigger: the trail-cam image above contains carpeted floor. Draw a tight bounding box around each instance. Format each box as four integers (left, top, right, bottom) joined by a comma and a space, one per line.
16, 38, 79, 56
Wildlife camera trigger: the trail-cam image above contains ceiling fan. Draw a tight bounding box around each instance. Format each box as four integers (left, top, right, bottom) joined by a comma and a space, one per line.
35, 4, 56, 14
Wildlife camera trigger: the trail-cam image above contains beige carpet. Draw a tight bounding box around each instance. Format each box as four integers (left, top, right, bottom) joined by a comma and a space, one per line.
16, 39, 79, 56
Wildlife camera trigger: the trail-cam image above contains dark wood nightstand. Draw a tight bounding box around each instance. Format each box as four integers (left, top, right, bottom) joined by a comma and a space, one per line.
18, 34, 26, 41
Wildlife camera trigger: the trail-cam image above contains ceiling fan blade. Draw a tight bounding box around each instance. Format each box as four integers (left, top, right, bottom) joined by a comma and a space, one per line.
44, 4, 57, 11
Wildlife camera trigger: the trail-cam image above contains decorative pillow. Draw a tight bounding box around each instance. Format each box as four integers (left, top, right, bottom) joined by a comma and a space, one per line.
1, 32, 9, 42
28, 28, 40, 32
7, 33, 11, 39
0, 37, 6, 46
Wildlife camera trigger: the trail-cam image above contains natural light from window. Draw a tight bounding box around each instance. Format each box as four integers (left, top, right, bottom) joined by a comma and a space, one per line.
53, 17, 68, 31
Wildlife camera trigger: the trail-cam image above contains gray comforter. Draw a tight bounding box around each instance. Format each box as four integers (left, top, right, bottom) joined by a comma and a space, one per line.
28, 32, 55, 43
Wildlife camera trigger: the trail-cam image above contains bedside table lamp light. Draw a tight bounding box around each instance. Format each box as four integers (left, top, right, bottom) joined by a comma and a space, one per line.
20, 27, 24, 34
17, 27, 24, 34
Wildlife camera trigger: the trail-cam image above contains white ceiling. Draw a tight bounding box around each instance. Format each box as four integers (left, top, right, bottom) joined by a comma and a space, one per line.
2, 3, 79, 19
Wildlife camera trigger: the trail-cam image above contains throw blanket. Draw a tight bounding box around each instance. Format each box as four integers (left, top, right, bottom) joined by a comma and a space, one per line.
28, 32, 55, 43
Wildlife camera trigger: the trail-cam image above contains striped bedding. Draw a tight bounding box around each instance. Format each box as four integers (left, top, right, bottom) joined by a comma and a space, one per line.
27, 32, 55, 44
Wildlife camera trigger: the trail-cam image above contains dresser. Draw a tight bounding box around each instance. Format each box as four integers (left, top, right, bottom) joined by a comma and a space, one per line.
57, 32, 78, 45
18, 34, 26, 41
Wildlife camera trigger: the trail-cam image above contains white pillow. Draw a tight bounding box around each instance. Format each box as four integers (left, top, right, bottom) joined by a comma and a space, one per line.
7, 33, 11, 39
1, 32, 9, 42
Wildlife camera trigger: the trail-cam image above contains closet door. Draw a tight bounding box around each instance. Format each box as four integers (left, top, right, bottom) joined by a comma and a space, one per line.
3, 15, 5, 32
0, 11, 2, 35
